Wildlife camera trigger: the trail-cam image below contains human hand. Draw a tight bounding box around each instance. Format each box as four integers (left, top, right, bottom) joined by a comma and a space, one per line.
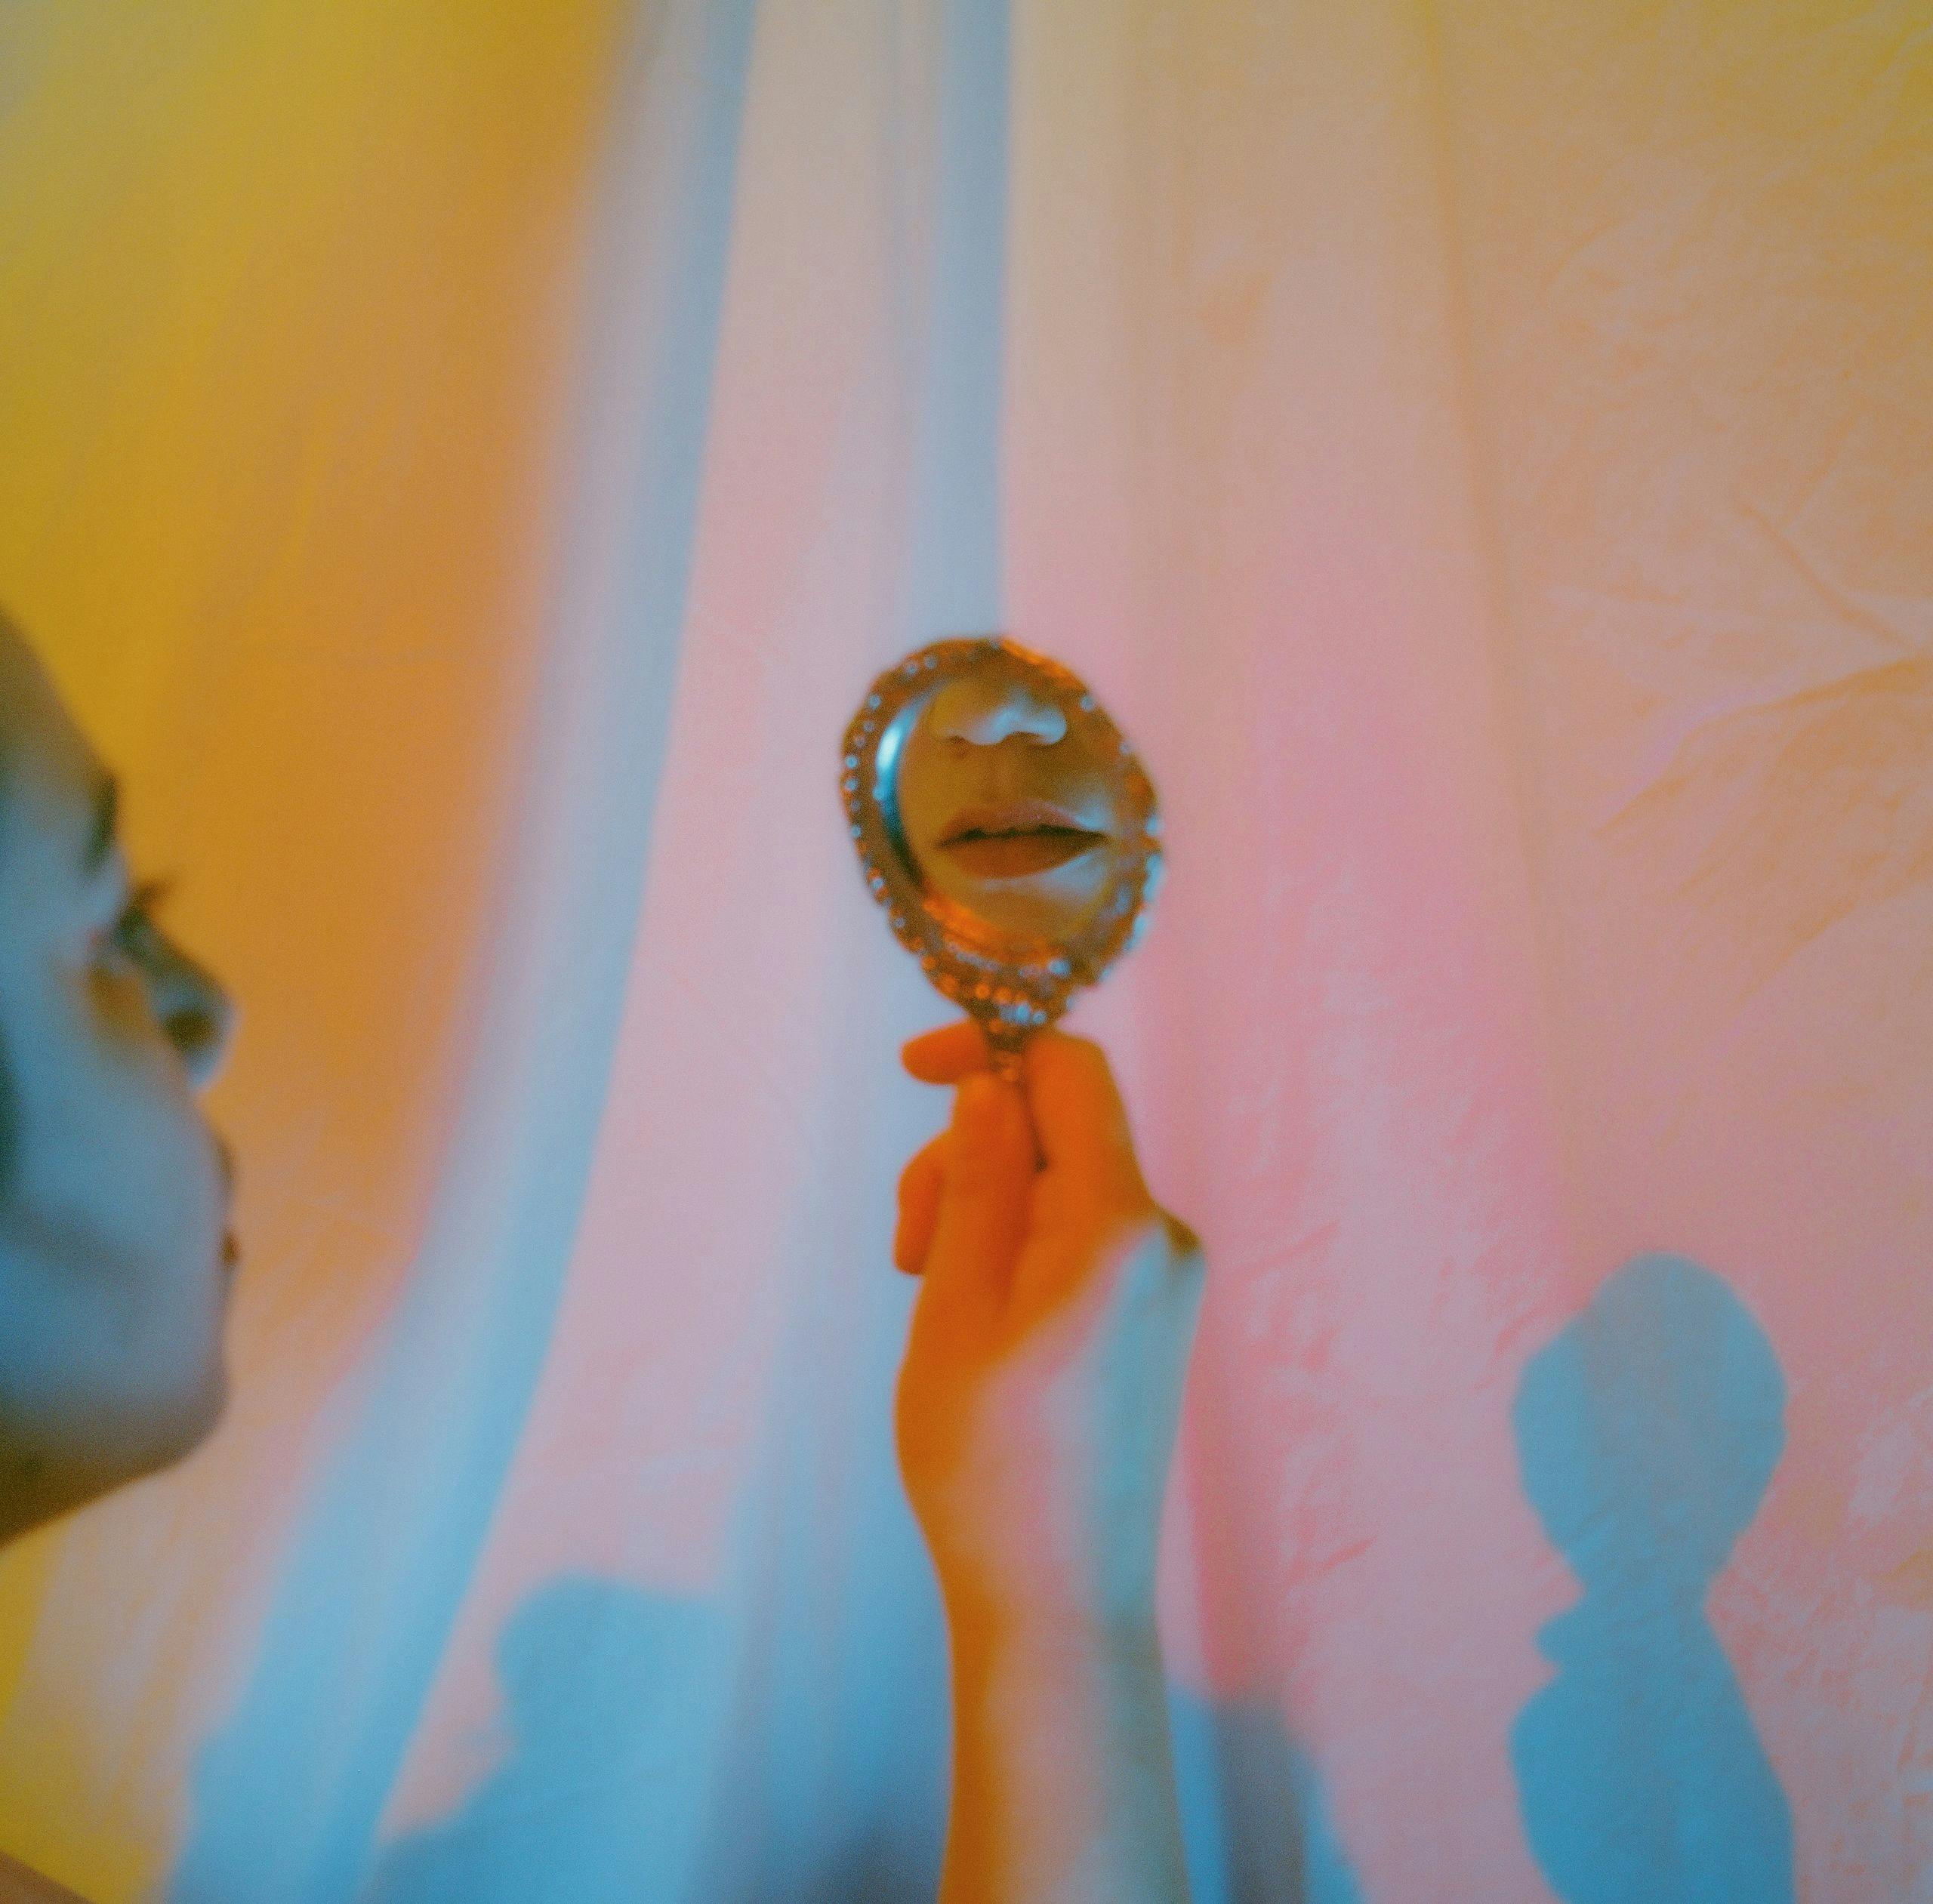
893, 1022, 1204, 1642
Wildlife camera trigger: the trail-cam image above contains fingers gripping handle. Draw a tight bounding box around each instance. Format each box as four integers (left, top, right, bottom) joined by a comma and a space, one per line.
974, 987, 1072, 1085
982, 1015, 1029, 1084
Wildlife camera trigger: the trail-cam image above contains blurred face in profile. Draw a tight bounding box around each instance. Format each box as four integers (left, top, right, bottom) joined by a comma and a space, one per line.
895, 659, 1127, 944
0, 625, 236, 1539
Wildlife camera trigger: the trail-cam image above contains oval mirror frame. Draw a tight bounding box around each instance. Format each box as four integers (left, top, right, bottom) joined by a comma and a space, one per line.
841, 636, 1162, 1064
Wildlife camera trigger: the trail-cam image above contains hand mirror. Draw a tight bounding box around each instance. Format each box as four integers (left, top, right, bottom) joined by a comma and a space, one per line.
841, 637, 1162, 1073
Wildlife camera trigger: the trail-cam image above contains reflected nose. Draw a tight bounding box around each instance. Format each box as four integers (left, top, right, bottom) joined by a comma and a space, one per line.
933, 675, 1068, 747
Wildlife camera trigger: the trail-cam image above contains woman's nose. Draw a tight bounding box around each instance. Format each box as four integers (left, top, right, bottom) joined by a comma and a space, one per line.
933, 676, 1068, 747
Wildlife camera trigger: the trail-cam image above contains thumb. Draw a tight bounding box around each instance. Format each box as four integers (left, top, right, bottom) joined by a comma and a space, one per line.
915, 1071, 1034, 1344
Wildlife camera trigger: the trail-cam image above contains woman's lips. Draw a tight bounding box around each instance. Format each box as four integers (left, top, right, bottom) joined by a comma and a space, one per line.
938, 803, 1108, 880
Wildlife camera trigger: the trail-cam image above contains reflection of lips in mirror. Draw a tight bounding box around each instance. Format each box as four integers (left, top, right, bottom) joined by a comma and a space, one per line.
844, 636, 1161, 1055
938, 799, 1109, 881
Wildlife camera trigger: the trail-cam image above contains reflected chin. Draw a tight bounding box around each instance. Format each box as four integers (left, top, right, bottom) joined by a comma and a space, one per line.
923, 852, 1120, 944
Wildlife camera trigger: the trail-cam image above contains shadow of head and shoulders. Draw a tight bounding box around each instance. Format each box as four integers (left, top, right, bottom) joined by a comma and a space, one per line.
1509, 1252, 1794, 1904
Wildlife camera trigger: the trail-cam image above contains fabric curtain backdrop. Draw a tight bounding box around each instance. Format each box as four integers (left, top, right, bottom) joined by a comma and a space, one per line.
0, 2, 1927, 1899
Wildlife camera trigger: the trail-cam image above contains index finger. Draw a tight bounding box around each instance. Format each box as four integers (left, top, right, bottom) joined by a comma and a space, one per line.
902, 1019, 992, 1084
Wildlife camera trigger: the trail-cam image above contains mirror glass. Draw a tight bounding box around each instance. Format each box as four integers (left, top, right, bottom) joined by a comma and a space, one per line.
843, 638, 1161, 1061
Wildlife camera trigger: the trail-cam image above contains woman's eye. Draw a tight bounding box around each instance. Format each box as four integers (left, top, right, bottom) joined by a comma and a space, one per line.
101, 878, 174, 963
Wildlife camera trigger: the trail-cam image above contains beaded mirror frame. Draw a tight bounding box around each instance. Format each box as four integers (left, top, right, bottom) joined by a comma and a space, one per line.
840, 636, 1162, 1071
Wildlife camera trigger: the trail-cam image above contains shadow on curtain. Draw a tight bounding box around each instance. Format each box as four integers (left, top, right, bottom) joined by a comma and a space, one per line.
1510, 1253, 1793, 1902
360, 1574, 939, 1904
354, 1569, 1365, 1904
1170, 1694, 1361, 1904
362, 1578, 726, 1902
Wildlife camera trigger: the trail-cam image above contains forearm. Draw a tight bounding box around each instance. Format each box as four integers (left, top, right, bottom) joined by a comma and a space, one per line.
941, 1608, 1192, 1904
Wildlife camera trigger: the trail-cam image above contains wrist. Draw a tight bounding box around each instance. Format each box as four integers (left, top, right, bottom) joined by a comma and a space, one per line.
938, 1591, 1189, 1904
940, 1581, 1163, 1675
931, 1536, 1161, 1647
